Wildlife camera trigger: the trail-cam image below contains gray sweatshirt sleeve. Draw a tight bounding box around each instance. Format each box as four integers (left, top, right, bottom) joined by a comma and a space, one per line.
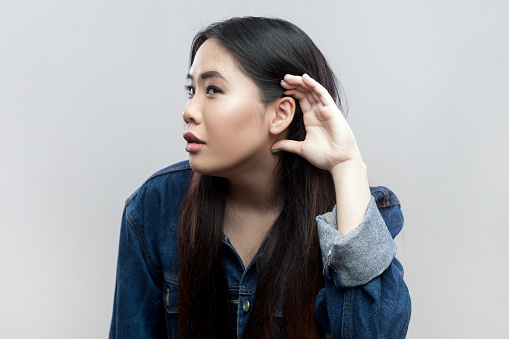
315, 196, 397, 287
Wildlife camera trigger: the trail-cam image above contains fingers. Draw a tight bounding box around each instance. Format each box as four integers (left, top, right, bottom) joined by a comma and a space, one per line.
301, 74, 335, 106
282, 89, 307, 101
281, 74, 320, 104
281, 74, 335, 107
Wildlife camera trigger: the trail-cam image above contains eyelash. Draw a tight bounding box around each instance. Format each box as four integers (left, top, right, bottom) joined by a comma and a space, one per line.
184, 85, 222, 96
184, 85, 194, 96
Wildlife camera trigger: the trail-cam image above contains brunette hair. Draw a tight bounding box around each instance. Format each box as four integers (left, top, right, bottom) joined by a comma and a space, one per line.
178, 16, 342, 338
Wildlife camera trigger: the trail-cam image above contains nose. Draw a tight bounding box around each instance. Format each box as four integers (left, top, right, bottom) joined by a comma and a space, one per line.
183, 97, 201, 126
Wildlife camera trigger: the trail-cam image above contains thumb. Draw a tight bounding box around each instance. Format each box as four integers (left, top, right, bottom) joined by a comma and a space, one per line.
271, 139, 303, 155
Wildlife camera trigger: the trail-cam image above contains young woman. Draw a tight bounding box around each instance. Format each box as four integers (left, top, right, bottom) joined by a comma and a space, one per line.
109, 16, 411, 338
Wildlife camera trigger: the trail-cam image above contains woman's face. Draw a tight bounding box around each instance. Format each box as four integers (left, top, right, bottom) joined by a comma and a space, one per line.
183, 38, 275, 178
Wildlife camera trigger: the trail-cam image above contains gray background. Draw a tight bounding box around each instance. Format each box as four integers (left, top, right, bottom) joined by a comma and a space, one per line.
1, 0, 508, 338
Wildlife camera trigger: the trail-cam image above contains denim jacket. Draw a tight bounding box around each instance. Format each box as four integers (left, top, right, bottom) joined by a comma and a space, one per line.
109, 160, 411, 338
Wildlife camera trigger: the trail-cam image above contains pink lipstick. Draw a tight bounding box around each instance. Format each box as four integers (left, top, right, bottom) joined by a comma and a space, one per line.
183, 132, 205, 152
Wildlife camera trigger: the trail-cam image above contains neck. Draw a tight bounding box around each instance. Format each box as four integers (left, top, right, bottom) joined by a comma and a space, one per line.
227, 177, 277, 213
225, 155, 282, 214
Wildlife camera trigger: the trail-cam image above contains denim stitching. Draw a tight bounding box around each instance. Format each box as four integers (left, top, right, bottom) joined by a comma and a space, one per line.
380, 187, 391, 208
332, 266, 344, 289
162, 276, 256, 295
226, 285, 256, 294
341, 289, 353, 338
164, 275, 178, 284
165, 289, 178, 312
371, 186, 400, 208
125, 201, 162, 274
163, 281, 178, 312
323, 212, 337, 230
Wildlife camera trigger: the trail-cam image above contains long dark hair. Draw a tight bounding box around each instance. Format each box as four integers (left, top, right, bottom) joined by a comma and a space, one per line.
178, 16, 343, 338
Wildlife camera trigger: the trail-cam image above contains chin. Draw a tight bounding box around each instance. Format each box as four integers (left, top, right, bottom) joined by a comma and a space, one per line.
188, 156, 224, 177
189, 154, 250, 180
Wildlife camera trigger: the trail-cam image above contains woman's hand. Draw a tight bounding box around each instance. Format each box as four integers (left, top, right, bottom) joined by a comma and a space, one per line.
272, 74, 362, 173
273, 74, 371, 234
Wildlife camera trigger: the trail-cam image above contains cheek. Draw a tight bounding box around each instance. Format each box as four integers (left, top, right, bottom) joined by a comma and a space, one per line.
209, 100, 265, 142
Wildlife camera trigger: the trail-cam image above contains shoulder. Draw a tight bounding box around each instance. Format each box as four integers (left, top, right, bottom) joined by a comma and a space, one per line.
124, 160, 192, 232
369, 186, 404, 238
125, 160, 192, 206
119, 161, 191, 275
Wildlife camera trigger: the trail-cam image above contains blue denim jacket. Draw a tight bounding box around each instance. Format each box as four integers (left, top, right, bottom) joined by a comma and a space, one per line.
109, 160, 411, 338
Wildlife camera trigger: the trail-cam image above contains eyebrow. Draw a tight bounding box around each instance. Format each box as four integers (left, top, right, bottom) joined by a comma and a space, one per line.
186, 71, 229, 83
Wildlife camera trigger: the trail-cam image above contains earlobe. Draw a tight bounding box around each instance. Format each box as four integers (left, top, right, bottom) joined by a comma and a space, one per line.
269, 97, 296, 135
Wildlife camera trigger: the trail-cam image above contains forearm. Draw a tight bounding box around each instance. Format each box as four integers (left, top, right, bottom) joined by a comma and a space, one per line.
330, 159, 371, 235
314, 187, 410, 337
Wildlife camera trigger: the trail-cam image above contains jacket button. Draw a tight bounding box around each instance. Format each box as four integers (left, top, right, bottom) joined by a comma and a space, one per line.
242, 300, 250, 313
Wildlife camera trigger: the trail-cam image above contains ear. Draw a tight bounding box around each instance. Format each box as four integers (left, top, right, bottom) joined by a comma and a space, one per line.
268, 96, 296, 135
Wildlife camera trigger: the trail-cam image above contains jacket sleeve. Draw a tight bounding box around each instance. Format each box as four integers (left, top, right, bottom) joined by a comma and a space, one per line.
109, 198, 167, 338
314, 187, 411, 338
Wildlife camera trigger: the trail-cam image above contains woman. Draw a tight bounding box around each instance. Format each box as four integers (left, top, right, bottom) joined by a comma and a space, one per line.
110, 16, 411, 338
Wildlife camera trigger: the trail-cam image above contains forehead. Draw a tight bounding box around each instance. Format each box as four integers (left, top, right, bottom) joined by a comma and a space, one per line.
189, 38, 238, 77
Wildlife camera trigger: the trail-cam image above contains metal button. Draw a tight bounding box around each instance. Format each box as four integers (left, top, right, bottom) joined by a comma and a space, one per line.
242, 300, 250, 313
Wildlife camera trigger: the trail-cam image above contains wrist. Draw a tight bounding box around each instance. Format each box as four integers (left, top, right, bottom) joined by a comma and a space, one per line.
330, 159, 371, 235
330, 159, 367, 178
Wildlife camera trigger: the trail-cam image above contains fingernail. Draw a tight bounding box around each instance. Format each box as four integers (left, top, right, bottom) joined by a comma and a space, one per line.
271, 149, 280, 154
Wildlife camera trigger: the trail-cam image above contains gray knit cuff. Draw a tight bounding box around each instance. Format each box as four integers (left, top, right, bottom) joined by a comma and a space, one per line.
315, 196, 397, 287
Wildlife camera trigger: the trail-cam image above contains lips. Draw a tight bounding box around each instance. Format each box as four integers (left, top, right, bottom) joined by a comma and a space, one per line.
183, 132, 205, 152
183, 132, 204, 143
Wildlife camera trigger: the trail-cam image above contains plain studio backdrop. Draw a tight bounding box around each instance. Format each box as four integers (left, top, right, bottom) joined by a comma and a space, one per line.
1, 0, 508, 338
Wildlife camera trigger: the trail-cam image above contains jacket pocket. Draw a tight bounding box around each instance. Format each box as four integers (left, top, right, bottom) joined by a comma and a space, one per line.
163, 277, 179, 338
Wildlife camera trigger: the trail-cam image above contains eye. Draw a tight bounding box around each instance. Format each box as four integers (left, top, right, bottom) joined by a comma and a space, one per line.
206, 86, 222, 95
184, 85, 195, 97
